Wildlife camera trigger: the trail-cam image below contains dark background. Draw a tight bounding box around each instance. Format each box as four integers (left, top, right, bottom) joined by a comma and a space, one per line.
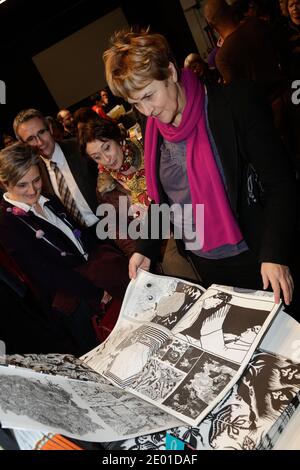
0, 0, 197, 135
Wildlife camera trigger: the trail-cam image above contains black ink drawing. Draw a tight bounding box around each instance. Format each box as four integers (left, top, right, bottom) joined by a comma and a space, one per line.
0, 375, 100, 435
108, 350, 300, 450
155, 338, 189, 366
131, 359, 185, 401
176, 346, 205, 373
151, 282, 202, 330
163, 353, 237, 419
71, 380, 173, 436
4, 353, 101, 382
104, 325, 169, 387
177, 292, 269, 363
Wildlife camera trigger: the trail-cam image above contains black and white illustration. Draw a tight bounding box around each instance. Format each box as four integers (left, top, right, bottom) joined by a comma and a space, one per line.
81, 271, 280, 427
162, 353, 238, 420
0, 268, 294, 444
70, 380, 180, 437
155, 338, 190, 365
0, 368, 101, 437
103, 325, 169, 388
0, 365, 181, 442
105, 350, 300, 450
131, 359, 185, 401
154, 338, 202, 373
176, 346, 204, 373
82, 322, 140, 374
120, 270, 204, 323
4, 353, 101, 382
175, 290, 271, 363
150, 282, 203, 330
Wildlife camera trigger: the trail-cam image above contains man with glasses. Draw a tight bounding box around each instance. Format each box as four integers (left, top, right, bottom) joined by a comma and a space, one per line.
13, 109, 98, 229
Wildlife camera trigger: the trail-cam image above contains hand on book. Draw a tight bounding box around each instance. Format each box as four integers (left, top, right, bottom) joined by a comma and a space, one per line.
129, 252, 151, 279
261, 263, 294, 305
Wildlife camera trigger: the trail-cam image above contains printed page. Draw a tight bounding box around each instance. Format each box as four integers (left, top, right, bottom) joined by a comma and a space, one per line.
107, 343, 300, 450
81, 270, 205, 374
0, 364, 182, 442
82, 271, 281, 426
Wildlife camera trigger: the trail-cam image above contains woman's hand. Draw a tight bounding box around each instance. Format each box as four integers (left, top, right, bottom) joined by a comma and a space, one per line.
129, 253, 151, 279
261, 262, 294, 305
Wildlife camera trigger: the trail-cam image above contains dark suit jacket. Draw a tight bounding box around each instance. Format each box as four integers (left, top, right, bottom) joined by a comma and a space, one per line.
137, 81, 297, 267
0, 197, 99, 305
39, 138, 98, 213
216, 18, 281, 94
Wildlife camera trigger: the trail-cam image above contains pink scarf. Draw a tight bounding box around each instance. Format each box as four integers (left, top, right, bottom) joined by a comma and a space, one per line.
144, 68, 242, 252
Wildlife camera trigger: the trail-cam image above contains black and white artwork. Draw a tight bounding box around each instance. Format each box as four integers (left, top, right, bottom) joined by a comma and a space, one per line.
175, 290, 271, 363
3, 353, 101, 382
176, 346, 204, 373
82, 271, 280, 427
154, 339, 202, 373
0, 365, 182, 442
155, 338, 190, 365
120, 270, 204, 323
104, 350, 300, 450
131, 359, 185, 401
0, 370, 101, 436
150, 282, 203, 331
162, 353, 238, 420
70, 380, 180, 437
103, 325, 169, 388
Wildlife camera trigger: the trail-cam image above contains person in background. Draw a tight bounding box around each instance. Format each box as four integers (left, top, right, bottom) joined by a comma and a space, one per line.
0, 143, 130, 353
283, 0, 300, 79
184, 52, 219, 83
73, 107, 102, 131
103, 28, 297, 308
203, 0, 282, 95
79, 118, 199, 280
184, 53, 209, 78
79, 118, 149, 212
57, 109, 77, 138
2, 133, 16, 148
46, 116, 65, 142
279, 0, 289, 17
98, 88, 114, 113
13, 108, 98, 230
90, 93, 112, 121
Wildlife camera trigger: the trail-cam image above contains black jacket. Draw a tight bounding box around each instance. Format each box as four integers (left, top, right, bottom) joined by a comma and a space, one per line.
39, 138, 98, 213
0, 197, 99, 304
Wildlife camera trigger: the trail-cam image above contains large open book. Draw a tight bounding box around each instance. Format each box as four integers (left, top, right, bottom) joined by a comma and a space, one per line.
0, 271, 298, 446
82, 270, 280, 425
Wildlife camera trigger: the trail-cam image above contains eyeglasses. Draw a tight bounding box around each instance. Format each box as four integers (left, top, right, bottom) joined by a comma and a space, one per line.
25, 128, 50, 144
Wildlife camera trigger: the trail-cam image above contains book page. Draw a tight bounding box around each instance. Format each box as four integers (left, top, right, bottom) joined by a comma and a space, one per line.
106, 343, 300, 450
0, 360, 182, 442
82, 270, 281, 426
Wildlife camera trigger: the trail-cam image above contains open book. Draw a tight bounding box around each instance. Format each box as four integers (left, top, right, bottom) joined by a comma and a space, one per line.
0, 271, 287, 445
82, 270, 280, 426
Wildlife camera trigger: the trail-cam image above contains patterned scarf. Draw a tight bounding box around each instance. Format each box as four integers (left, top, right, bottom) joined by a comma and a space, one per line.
99, 139, 150, 207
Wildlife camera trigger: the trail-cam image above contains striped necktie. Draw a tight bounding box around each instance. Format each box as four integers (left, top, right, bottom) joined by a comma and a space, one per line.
50, 161, 85, 227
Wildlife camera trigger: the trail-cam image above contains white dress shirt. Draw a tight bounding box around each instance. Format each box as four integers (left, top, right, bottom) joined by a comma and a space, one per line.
41, 143, 98, 227
3, 193, 88, 259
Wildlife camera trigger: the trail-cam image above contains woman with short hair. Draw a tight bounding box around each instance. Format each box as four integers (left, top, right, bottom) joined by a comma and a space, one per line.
103, 28, 297, 307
